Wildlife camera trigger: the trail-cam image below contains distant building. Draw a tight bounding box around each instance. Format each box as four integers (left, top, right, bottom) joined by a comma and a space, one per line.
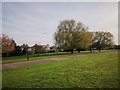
32, 44, 43, 54
42, 44, 50, 53
21, 44, 29, 49
49, 46, 56, 53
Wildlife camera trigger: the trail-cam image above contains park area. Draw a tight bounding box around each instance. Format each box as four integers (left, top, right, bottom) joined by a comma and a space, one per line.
2, 50, 118, 88
1, 2, 119, 89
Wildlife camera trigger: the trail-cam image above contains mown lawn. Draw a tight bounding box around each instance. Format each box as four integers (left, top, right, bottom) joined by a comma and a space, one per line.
2, 52, 71, 64
2, 50, 118, 88
2, 50, 114, 64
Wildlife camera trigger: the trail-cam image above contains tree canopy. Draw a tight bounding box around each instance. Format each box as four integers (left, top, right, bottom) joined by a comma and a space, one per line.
1, 34, 16, 53
54, 19, 92, 53
54, 19, 114, 53
91, 31, 114, 52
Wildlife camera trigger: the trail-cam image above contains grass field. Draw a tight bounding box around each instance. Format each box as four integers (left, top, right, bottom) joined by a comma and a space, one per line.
2, 52, 71, 64
2, 50, 114, 64
2, 50, 118, 88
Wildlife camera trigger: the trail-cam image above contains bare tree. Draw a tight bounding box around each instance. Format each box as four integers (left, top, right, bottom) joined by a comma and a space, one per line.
92, 31, 114, 52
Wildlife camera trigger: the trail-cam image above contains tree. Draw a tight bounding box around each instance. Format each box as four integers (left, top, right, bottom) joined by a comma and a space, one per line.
11, 46, 22, 56
1, 34, 16, 57
54, 19, 89, 53
89, 32, 96, 53
76, 31, 93, 53
113, 44, 120, 49
21, 44, 29, 54
91, 31, 114, 52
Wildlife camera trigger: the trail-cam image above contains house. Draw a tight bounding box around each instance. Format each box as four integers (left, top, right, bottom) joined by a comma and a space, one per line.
32, 44, 43, 54
49, 46, 56, 53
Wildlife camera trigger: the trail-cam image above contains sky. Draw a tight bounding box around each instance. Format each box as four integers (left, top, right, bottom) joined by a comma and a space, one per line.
1, 0, 119, 2
119, 2, 120, 45
1, 2, 118, 46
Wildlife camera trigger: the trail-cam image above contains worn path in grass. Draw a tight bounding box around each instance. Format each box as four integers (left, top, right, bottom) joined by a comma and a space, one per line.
2, 52, 114, 69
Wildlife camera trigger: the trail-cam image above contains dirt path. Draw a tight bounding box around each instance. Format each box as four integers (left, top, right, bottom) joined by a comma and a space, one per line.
2, 54, 90, 69
2, 51, 114, 69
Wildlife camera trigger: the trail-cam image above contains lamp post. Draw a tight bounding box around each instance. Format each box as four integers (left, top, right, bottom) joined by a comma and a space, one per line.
26, 47, 29, 61
21, 47, 24, 54
27, 47, 32, 61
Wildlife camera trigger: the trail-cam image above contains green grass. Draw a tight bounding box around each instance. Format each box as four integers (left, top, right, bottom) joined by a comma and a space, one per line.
2, 52, 71, 64
2, 50, 115, 64
2, 50, 118, 88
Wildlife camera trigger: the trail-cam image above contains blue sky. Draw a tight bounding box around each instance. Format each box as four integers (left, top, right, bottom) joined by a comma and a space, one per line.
2, 2, 118, 46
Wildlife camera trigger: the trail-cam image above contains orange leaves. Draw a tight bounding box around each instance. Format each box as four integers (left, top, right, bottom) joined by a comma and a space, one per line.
1, 34, 16, 53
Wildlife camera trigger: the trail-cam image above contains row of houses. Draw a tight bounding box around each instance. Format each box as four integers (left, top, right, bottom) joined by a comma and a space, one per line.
21, 44, 56, 55
1, 34, 57, 57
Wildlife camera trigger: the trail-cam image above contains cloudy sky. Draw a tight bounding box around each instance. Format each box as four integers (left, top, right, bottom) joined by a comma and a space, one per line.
2, 2, 118, 46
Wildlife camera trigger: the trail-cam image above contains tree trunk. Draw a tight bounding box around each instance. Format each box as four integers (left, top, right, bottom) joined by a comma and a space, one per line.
71, 49, 74, 54
90, 47, 92, 53
26, 52, 29, 60
78, 50, 80, 53
99, 48, 101, 52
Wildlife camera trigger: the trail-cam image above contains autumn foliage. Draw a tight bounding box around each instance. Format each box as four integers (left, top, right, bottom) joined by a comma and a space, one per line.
54, 19, 114, 53
1, 34, 16, 53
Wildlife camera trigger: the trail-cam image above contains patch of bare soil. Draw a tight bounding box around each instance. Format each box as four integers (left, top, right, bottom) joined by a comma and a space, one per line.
2, 52, 112, 69
2, 54, 90, 69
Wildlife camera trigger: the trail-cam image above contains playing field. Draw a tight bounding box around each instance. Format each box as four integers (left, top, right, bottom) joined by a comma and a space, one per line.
2, 50, 118, 88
